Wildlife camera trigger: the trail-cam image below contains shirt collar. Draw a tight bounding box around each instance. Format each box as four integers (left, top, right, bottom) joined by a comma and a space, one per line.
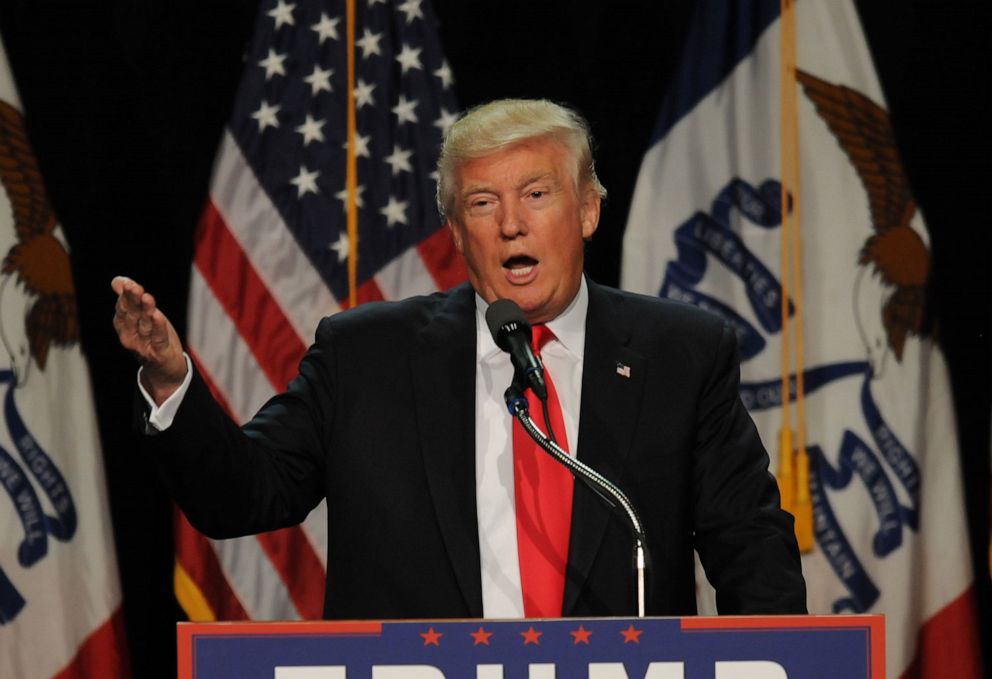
475, 277, 589, 362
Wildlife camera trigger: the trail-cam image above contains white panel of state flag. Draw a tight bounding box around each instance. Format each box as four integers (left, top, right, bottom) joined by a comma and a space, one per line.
622, 3, 971, 676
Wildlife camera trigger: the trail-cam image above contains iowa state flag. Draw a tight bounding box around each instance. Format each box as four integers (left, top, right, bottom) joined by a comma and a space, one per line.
0, 36, 129, 679
622, 1, 981, 677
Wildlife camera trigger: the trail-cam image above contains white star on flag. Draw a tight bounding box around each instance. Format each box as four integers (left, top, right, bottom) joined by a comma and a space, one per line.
354, 79, 376, 108
380, 196, 409, 227
434, 107, 457, 135
329, 231, 349, 263
251, 100, 281, 130
295, 115, 325, 145
290, 166, 320, 197
395, 44, 423, 74
335, 184, 366, 210
304, 65, 333, 95
397, 0, 423, 24
384, 144, 413, 176
258, 48, 287, 80
311, 13, 339, 43
433, 61, 453, 89
267, 0, 296, 29
356, 29, 383, 59
392, 95, 419, 125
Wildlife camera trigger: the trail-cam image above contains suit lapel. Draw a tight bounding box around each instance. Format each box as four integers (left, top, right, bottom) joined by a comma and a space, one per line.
409, 284, 484, 616
563, 281, 646, 615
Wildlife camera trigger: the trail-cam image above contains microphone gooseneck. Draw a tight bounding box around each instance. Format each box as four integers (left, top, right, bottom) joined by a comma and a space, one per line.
504, 388, 649, 618
485, 299, 548, 402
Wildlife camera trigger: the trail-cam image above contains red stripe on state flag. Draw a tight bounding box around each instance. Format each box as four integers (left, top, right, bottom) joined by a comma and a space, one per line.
174, 509, 250, 621
898, 586, 983, 679
53, 606, 130, 679
194, 200, 308, 391
188, 347, 326, 620
417, 226, 467, 291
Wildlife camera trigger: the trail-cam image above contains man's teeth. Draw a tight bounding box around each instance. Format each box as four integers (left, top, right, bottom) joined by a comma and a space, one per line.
508, 265, 534, 277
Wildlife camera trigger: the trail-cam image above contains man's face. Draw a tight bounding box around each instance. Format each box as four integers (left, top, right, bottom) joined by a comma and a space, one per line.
447, 137, 600, 324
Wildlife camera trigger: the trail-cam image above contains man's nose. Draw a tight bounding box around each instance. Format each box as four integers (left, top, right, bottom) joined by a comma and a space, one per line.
498, 199, 527, 239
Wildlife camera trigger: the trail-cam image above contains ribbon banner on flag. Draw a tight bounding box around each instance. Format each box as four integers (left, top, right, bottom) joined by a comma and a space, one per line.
621, 2, 981, 678
0, 35, 129, 679
177, 0, 464, 622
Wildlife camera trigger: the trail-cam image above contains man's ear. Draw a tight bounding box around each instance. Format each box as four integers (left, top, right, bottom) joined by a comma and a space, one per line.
580, 188, 601, 240
447, 218, 464, 253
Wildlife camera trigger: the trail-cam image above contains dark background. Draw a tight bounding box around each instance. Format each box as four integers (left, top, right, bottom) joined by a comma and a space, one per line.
0, 1, 988, 676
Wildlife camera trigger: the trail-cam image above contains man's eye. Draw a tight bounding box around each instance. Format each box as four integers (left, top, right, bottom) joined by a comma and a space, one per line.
529, 191, 545, 199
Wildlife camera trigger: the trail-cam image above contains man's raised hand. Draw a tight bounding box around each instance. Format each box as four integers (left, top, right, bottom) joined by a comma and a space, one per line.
111, 276, 187, 405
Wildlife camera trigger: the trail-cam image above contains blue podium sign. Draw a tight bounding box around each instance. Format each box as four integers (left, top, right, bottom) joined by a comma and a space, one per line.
178, 615, 884, 678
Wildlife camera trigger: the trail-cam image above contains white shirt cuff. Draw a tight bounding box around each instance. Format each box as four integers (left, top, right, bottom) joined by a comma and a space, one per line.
138, 353, 193, 431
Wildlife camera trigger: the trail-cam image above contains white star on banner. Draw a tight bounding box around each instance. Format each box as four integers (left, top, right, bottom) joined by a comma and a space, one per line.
311, 13, 340, 43
433, 107, 457, 135
258, 49, 287, 80
343, 133, 371, 158
380, 196, 409, 227
384, 144, 413, 176
434, 61, 454, 89
251, 100, 281, 130
267, 0, 296, 29
304, 65, 333, 95
392, 95, 419, 125
395, 44, 423, 74
397, 0, 423, 24
290, 166, 320, 197
296, 115, 325, 145
335, 184, 366, 210
354, 79, 376, 108
329, 231, 349, 263
356, 29, 383, 59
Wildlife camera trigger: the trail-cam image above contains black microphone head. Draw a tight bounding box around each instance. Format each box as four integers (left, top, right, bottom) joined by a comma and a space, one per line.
485, 298, 531, 352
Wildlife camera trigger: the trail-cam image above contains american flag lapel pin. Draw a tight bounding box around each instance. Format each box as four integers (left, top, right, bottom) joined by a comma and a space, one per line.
615, 361, 631, 378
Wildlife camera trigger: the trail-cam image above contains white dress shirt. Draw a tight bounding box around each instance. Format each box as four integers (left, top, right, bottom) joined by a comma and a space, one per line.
473, 278, 587, 617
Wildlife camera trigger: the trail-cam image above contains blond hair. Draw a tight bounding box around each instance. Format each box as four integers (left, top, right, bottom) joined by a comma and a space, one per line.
436, 99, 607, 219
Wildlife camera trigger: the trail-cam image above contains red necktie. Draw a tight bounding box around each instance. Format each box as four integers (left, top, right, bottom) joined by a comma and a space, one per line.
512, 324, 573, 618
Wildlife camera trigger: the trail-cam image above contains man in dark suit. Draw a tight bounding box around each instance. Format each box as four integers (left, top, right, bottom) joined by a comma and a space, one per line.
112, 99, 806, 620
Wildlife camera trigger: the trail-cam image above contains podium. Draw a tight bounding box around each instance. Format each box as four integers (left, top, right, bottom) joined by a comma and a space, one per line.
177, 615, 883, 678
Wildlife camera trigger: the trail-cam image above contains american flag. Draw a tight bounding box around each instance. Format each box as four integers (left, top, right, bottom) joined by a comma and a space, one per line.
177, 0, 465, 621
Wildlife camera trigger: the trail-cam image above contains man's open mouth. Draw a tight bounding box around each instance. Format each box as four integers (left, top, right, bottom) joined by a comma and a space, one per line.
503, 255, 538, 278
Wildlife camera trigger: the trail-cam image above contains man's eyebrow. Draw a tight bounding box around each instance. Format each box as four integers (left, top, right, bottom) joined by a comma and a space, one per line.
460, 171, 559, 200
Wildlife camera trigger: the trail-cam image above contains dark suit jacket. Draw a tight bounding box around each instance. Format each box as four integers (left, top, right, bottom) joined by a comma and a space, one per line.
149, 280, 806, 619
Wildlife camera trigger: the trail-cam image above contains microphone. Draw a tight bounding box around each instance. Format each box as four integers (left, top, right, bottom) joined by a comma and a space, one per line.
485, 299, 547, 401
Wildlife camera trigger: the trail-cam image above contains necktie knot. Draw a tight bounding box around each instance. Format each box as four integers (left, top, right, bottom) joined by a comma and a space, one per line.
531, 324, 555, 353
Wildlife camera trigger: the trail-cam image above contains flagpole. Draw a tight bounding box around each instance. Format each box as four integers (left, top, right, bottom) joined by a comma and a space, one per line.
345, 0, 358, 307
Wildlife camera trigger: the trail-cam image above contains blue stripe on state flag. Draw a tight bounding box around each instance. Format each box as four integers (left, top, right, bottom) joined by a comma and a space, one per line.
649, 0, 778, 145
226, 0, 457, 302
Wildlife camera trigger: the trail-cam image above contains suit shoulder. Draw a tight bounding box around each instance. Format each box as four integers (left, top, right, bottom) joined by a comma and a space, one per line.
594, 284, 726, 336
316, 291, 445, 336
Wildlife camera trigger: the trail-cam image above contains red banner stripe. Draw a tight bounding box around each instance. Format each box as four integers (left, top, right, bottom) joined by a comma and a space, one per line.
418, 226, 468, 292
898, 585, 983, 679
174, 509, 250, 621
194, 201, 308, 391
340, 276, 385, 310
255, 528, 326, 619
52, 606, 130, 679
